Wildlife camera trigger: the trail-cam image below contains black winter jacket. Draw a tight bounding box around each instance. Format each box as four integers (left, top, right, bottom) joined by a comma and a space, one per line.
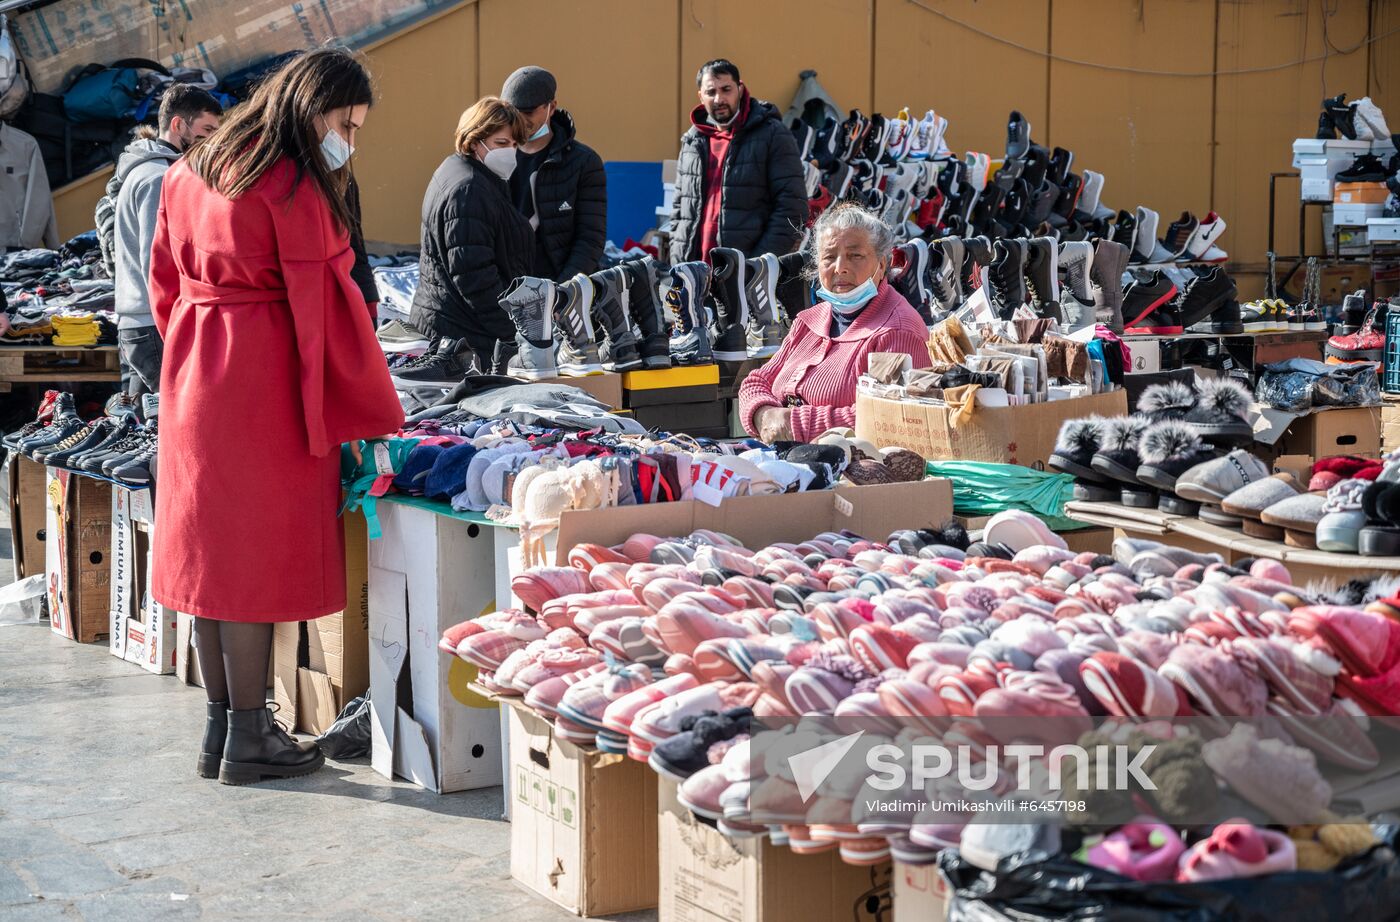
668, 96, 807, 265
523, 110, 607, 281
345, 176, 376, 311
409, 153, 534, 342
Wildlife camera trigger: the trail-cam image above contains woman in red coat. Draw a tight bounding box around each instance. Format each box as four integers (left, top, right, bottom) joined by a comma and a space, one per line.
148, 49, 404, 785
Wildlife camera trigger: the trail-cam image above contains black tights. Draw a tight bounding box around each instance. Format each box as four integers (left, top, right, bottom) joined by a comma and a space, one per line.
193, 618, 273, 710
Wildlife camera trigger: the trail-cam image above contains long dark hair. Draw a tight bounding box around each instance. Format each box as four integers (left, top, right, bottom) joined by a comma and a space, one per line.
187, 47, 372, 234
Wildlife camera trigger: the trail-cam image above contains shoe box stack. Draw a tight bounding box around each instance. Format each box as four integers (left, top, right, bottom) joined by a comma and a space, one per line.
621, 365, 727, 438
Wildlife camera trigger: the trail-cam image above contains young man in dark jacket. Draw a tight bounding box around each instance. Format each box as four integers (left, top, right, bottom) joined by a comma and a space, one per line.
668, 60, 806, 267
500, 66, 607, 283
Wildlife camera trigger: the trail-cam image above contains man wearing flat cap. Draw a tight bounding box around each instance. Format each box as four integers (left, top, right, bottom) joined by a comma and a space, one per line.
500, 65, 607, 283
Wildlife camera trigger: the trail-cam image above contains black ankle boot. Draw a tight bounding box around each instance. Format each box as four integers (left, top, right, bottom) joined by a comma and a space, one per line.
219, 707, 325, 785
198, 701, 229, 779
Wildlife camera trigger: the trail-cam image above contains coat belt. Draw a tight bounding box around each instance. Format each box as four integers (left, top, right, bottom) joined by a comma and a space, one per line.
179, 277, 288, 305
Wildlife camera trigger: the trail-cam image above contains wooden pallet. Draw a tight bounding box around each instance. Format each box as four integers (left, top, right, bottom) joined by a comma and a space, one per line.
0, 345, 120, 391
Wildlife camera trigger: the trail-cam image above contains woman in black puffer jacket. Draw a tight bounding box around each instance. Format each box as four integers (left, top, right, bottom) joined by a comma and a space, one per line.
405, 97, 533, 380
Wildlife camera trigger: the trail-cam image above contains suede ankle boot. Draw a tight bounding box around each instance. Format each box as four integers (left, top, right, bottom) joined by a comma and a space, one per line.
198, 701, 228, 779
219, 706, 325, 786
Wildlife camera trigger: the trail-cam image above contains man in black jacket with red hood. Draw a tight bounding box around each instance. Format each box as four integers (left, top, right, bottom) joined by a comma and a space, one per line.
668, 59, 806, 267
501, 66, 607, 283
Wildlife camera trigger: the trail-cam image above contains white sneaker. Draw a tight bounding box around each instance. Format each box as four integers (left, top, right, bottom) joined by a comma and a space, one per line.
1184, 212, 1227, 261
1353, 97, 1392, 140
906, 109, 937, 160
931, 115, 950, 159
1133, 206, 1176, 264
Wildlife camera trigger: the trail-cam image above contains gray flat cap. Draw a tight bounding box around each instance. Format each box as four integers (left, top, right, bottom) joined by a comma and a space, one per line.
501, 66, 556, 110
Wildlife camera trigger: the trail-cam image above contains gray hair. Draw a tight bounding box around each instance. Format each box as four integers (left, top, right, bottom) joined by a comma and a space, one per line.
805, 202, 895, 283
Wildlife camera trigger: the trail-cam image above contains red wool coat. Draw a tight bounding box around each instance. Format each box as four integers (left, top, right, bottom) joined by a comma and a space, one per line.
148, 158, 404, 622
738, 283, 932, 442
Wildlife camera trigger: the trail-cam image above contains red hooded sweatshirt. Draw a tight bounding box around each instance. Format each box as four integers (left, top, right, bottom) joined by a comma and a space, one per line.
691, 92, 751, 261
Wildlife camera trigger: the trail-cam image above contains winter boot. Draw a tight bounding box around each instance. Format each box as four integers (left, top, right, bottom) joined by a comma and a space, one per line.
744, 253, 786, 358
551, 273, 605, 375
198, 701, 228, 779
589, 267, 643, 372
219, 706, 324, 785
708, 246, 750, 362
668, 261, 714, 366
501, 276, 560, 380
1090, 239, 1130, 332
622, 257, 672, 369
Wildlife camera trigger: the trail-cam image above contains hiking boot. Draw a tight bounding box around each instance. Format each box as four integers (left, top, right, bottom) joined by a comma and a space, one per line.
1175, 267, 1238, 330
669, 261, 714, 366
743, 253, 785, 359
987, 239, 1027, 318
622, 257, 672, 369
889, 239, 933, 324
389, 346, 475, 388
1187, 298, 1244, 335
1090, 239, 1130, 332
1122, 271, 1181, 334
1326, 305, 1385, 362
500, 276, 560, 381
708, 247, 750, 362
375, 319, 431, 354
553, 273, 606, 375
1023, 236, 1060, 319
219, 706, 324, 785
589, 267, 642, 372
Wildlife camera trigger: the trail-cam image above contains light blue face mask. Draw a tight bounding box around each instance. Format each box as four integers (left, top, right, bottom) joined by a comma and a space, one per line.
320, 128, 353, 170
527, 120, 550, 142
816, 277, 879, 315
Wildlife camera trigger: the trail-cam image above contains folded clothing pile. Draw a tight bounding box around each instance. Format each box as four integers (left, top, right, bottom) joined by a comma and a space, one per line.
49, 311, 102, 347
440, 522, 1399, 870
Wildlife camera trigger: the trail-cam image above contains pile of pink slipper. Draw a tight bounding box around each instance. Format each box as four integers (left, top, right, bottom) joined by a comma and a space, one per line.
438, 527, 1397, 871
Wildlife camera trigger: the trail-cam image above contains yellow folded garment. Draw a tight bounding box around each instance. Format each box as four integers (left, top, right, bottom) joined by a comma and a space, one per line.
52, 331, 100, 346
51, 312, 99, 346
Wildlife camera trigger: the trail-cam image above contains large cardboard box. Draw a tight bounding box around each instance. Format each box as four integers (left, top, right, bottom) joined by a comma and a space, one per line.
108, 486, 175, 674
1382, 401, 1400, 454
1273, 406, 1382, 460
855, 388, 1129, 468
44, 468, 112, 643
6, 455, 47, 579
658, 780, 891, 922
367, 500, 503, 793
553, 479, 955, 566
893, 862, 949, 921
273, 511, 371, 735
506, 698, 659, 916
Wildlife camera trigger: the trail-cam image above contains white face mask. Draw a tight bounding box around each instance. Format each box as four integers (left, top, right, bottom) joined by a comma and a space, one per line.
319, 127, 353, 171
478, 144, 517, 181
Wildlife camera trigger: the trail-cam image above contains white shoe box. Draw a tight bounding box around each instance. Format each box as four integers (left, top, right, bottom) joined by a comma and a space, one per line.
1334, 202, 1386, 226
1292, 138, 1373, 202
1369, 218, 1400, 243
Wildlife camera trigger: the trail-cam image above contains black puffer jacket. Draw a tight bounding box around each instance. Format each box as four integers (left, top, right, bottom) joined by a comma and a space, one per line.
409, 153, 534, 342
668, 95, 807, 265
526, 110, 607, 281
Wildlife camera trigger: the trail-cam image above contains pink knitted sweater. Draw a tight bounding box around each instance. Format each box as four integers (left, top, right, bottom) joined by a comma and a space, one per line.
738, 283, 932, 442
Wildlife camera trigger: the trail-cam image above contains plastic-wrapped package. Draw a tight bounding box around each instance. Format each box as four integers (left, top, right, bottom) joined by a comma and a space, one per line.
1255, 358, 1380, 411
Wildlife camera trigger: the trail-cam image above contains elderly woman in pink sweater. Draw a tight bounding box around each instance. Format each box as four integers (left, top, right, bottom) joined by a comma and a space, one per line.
739, 202, 932, 443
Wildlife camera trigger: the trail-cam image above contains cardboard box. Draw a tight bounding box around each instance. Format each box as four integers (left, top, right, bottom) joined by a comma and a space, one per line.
6, 455, 47, 579
553, 479, 955, 566
368, 499, 503, 793
537, 373, 624, 410
625, 365, 721, 407
1334, 182, 1390, 205
108, 486, 175, 674
45, 468, 112, 643
893, 862, 949, 921
855, 388, 1129, 469
658, 780, 891, 922
273, 511, 371, 735
506, 698, 659, 916
1382, 401, 1400, 453
632, 401, 730, 433
1268, 406, 1382, 460
1123, 338, 1161, 374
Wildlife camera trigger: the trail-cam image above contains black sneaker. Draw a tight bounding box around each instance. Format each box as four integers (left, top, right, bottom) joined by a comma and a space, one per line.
81, 422, 152, 475
1109, 209, 1138, 253
1323, 94, 1359, 140
41, 418, 119, 467
1006, 110, 1031, 159
1187, 299, 1244, 335
1240, 300, 1272, 333
1175, 267, 1237, 330
987, 238, 1027, 318
20, 414, 84, 459
1299, 303, 1326, 332
1335, 154, 1386, 183
65, 414, 138, 469
1162, 212, 1199, 259
111, 445, 156, 485
1122, 271, 1180, 333
389, 349, 474, 388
